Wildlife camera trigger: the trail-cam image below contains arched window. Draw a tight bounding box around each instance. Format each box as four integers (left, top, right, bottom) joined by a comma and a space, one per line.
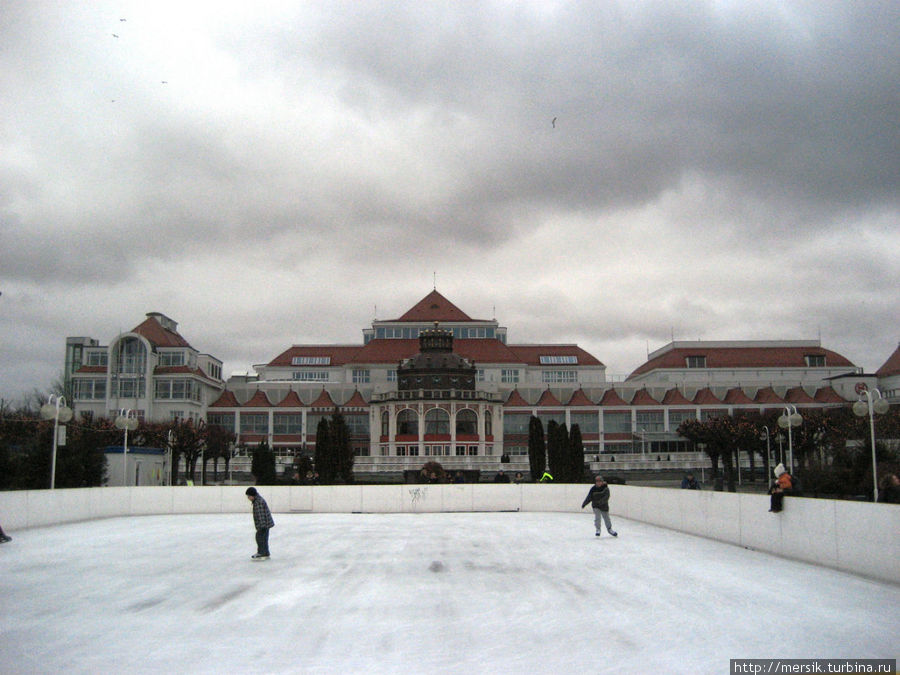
456, 409, 478, 435
484, 409, 492, 436
381, 411, 390, 437
397, 409, 418, 436
425, 408, 450, 435
115, 336, 147, 375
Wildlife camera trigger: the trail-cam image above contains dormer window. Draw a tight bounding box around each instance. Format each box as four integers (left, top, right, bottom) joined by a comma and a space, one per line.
805, 354, 826, 367
686, 355, 707, 368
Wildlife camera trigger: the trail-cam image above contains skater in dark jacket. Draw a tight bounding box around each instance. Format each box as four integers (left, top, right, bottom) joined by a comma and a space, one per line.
245, 487, 275, 560
0, 520, 11, 543
581, 475, 618, 537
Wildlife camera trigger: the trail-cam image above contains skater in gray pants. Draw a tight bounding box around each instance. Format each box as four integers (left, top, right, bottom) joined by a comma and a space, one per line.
581, 475, 618, 537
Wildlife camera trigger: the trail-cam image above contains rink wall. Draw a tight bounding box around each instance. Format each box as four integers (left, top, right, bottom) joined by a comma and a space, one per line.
1, 484, 898, 584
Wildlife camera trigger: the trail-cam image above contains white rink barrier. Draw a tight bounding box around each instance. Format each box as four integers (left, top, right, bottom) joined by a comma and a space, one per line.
1, 484, 898, 584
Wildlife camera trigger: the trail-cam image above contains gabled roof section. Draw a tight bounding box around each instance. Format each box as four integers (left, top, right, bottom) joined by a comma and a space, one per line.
506, 345, 604, 367
876, 343, 900, 377
692, 388, 722, 405
209, 390, 240, 408
784, 386, 816, 404
243, 390, 273, 407
131, 315, 193, 349
536, 389, 563, 407
814, 386, 846, 403
630, 389, 659, 406
394, 290, 474, 322
504, 389, 531, 407
661, 388, 693, 405
598, 389, 629, 406
276, 390, 305, 408
723, 387, 754, 404
341, 390, 369, 408
309, 388, 336, 409
566, 389, 595, 406
628, 342, 855, 378
753, 387, 784, 404
267, 345, 365, 368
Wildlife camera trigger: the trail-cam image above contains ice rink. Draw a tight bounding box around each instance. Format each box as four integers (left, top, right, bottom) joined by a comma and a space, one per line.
1, 511, 897, 674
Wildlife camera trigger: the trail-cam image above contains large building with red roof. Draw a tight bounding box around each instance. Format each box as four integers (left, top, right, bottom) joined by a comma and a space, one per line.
65, 292, 894, 479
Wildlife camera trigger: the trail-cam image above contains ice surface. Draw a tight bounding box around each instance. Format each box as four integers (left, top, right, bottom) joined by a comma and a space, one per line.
1, 512, 897, 674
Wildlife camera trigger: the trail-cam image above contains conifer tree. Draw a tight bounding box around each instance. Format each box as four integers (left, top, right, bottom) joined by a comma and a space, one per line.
314, 417, 336, 483
528, 416, 545, 480
250, 440, 277, 485
330, 410, 354, 484
569, 424, 585, 482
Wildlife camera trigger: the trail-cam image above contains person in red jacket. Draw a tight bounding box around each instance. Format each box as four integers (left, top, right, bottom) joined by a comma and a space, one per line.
768, 463, 794, 513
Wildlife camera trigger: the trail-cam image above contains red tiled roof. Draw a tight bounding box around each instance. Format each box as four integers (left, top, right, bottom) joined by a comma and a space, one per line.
276, 390, 305, 408
504, 389, 531, 406
723, 387, 754, 404
309, 388, 336, 408
342, 390, 369, 407
876, 343, 900, 377
243, 390, 273, 407
661, 388, 693, 405
130, 316, 193, 349
267, 345, 368, 367
598, 389, 629, 406
814, 386, 847, 403
505, 345, 604, 367
692, 388, 722, 405
753, 387, 784, 404
266, 337, 603, 368
536, 389, 563, 407
393, 290, 474, 322
75, 365, 107, 373
784, 386, 815, 403
210, 390, 240, 407
629, 345, 855, 378
630, 389, 659, 406
566, 389, 595, 406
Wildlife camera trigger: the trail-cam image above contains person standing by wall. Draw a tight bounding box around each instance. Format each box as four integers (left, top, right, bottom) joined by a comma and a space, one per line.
245, 487, 275, 560
581, 475, 618, 537
681, 472, 700, 489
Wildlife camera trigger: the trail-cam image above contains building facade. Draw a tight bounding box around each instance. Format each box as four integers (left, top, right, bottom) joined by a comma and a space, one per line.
67, 291, 897, 478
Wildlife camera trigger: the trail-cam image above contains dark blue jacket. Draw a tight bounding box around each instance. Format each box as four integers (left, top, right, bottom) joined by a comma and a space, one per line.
582, 484, 610, 511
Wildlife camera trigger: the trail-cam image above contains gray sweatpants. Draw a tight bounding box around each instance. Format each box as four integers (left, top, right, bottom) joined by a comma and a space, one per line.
593, 508, 612, 532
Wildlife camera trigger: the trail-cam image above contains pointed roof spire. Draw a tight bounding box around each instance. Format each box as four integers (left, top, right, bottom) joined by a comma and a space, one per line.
504, 389, 531, 406
394, 290, 473, 322
536, 388, 563, 407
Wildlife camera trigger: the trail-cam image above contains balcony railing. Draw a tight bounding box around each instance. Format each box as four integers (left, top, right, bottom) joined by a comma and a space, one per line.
371, 389, 504, 403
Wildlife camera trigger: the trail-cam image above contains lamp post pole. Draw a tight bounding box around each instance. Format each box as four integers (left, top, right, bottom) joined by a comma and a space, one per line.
853, 386, 890, 502
40, 395, 73, 489
115, 409, 138, 487
761, 426, 771, 478
778, 405, 802, 473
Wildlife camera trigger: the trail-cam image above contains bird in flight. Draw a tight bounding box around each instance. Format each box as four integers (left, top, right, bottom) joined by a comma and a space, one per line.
112, 33, 119, 38
551, 117, 557, 128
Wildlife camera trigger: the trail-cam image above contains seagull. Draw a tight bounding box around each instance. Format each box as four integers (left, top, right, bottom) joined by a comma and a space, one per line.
120, 18, 126, 21
161, 81, 168, 84
112, 33, 119, 37
551, 117, 557, 128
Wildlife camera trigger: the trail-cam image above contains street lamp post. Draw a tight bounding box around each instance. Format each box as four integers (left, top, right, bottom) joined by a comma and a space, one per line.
115, 409, 139, 486
166, 430, 174, 487
777, 405, 803, 473
40, 395, 73, 489
852, 386, 890, 502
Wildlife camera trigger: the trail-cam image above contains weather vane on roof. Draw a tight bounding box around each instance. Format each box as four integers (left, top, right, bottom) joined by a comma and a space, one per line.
433, 271, 436, 290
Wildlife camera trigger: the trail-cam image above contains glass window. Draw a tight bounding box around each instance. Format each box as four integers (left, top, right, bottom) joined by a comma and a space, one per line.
686, 355, 707, 368
397, 409, 418, 435
539, 355, 578, 365
291, 356, 331, 365
344, 414, 369, 435
570, 412, 599, 433
635, 411, 664, 432
273, 413, 303, 434
207, 413, 235, 430
381, 411, 389, 436
603, 411, 632, 433
86, 351, 108, 367
158, 351, 185, 367
503, 414, 530, 435
240, 413, 269, 434
293, 371, 329, 382
425, 408, 450, 435
352, 369, 370, 384
456, 409, 477, 435
542, 370, 577, 383
484, 410, 492, 436
668, 410, 696, 429
501, 369, 519, 383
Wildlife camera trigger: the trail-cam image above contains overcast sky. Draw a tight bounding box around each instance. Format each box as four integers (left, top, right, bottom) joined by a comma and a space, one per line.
2, 0, 898, 403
